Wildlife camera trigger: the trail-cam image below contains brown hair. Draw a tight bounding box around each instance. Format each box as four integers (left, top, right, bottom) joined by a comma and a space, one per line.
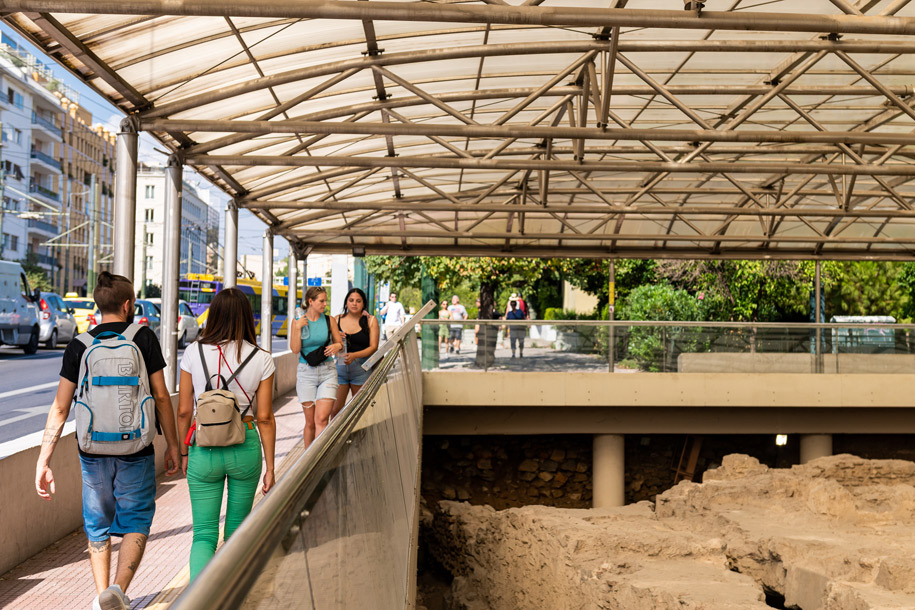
304, 286, 327, 310
93, 271, 134, 314
199, 287, 261, 359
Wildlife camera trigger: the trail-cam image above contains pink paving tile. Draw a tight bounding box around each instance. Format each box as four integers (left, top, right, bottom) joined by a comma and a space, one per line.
0, 391, 305, 610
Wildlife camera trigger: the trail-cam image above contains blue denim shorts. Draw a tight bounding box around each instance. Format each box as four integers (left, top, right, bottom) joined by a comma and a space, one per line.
79, 453, 157, 541
337, 357, 371, 386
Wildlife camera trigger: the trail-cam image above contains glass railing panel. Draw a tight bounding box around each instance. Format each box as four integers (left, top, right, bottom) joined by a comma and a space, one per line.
236, 351, 419, 609
419, 320, 915, 373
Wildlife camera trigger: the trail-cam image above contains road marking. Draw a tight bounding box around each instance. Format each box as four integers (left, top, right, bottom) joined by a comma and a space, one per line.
0, 381, 59, 400
1, 405, 56, 426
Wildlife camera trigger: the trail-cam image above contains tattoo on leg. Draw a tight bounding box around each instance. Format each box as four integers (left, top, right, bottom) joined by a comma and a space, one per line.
128, 561, 138, 573
134, 538, 146, 551
88, 539, 109, 553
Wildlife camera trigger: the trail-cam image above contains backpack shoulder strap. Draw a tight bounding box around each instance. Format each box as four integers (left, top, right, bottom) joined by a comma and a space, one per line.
224, 346, 258, 388
324, 314, 331, 346
198, 342, 216, 391
76, 332, 93, 348
120, 323, 143, 342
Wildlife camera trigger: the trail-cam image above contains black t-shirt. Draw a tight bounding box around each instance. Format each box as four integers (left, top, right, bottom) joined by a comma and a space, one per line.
61, 322, 167, 458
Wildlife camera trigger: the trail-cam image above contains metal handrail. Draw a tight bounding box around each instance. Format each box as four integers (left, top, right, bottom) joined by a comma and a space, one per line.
363, 299, 437, 369
172, 304, 435, 609
418, 318, 915, 330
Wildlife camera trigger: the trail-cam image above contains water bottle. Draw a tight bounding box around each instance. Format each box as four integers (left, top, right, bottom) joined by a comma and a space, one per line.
294, 306, 305, 320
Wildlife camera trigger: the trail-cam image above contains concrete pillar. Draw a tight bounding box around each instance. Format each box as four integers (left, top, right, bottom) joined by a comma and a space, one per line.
800, 434, 832, 464
593, 434, 625, 508
261, 230, 274, 352
287, 249, 297, 351
330, 254, 348, 316
421, 265, 439, 369
161, 156, 182, 393
223, 201, 238, 288
113, 116, 138, 279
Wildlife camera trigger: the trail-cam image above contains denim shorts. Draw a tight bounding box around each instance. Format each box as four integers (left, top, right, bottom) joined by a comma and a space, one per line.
296, 359, 338, 404
79, 453, 157, 541
337, 357, 371, 386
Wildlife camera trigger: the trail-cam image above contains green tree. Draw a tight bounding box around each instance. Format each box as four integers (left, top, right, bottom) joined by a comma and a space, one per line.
555, 259, 657, 313
19, 253, 51, 292
825, 261, 908, 319
619, 283, 706, 371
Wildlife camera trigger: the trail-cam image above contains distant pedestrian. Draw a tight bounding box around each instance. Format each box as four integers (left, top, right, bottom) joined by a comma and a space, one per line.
290, 286, 345, 448
35, 271, 180, 610
437, 300, 450, 352
177, 287, 276, 581
331, 288, 380, 419
506, 299, 526, 358
379, 291, 407, 340
448, 295, 468, 353
504, 292, 528, 318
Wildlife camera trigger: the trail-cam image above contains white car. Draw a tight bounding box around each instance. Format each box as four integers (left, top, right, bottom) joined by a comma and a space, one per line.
148, 298, 200, 348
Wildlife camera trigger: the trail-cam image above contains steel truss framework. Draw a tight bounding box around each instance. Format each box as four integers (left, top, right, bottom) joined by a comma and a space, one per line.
5, 0, 915, 259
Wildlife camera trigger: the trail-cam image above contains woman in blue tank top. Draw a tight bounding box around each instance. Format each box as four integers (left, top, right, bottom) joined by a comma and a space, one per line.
289, 286, 344, 448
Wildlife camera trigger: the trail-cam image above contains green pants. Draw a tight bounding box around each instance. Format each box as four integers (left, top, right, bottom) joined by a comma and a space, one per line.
187, 427, 262, 580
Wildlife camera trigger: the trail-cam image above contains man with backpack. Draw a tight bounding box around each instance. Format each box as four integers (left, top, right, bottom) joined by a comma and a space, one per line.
35, 271, 179, 610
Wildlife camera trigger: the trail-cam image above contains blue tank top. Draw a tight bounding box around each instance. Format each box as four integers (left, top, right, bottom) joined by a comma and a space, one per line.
299, 315, 329, 364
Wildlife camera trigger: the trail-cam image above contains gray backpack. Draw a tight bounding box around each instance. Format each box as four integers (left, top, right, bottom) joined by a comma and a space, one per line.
73, 324, 156, 454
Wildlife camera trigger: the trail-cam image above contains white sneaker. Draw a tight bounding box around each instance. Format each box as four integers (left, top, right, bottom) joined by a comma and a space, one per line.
97, 585, 130, 610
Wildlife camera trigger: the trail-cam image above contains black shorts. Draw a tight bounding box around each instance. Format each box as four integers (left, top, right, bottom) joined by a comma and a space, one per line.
449, 327, 463, 340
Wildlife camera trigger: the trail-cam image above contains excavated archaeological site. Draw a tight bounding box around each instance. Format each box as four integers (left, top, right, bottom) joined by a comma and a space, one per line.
419, 454, 915, 610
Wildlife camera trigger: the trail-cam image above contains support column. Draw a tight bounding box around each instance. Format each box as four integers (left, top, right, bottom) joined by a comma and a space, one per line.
224, 200, 238, 288
161, 156, 183, 393
287, 249, 297, 351
330, 254, 348, 316
800, 434, 832, 464
113, 116, 138, 279
608, 259, 615, 373
814, 260, 822, 373
261, 230, 274, 352
593, 434, 625, 508
421, 265, 439, 370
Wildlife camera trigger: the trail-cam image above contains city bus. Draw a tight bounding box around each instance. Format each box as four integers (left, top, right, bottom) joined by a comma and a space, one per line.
178, 274, 302, 337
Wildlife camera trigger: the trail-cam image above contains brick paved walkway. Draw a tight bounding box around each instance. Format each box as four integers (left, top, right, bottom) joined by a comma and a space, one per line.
0, 391, 305, 610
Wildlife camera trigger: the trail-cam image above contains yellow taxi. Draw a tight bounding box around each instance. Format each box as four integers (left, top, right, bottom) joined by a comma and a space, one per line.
63, 293, 96, 333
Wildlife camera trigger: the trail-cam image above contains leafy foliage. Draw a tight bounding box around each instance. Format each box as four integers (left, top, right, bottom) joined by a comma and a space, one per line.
825, 261, 908, 319
19, 253, 51, 292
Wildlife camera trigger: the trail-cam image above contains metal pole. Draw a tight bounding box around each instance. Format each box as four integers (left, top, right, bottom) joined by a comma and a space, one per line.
87, 174, 97, 294
140, 224, 148, 298
224, 200, 238, 288
815, 260, 822, 373
113, 116, 138, 278
261, 229, 274, 352
608, 259, 615, 373
287, 249, 297, 351
162, 155, 183, 393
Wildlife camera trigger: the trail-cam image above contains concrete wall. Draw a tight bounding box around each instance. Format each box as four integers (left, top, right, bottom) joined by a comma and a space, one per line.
422, 371, 915, 435
0, 350, 298, 577
678, 353, 915, 374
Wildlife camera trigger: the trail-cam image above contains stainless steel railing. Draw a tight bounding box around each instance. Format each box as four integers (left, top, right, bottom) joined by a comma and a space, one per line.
171, 302, 434, 609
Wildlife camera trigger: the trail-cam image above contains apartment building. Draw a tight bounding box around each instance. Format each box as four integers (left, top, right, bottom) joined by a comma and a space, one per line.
0, 32, 114, 296
134, 164, 219, 293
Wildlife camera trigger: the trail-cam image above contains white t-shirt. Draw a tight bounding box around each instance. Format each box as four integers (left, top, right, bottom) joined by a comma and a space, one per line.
448, 304, 468, 329
180, 340, 275, 410
383, 301, 406, 327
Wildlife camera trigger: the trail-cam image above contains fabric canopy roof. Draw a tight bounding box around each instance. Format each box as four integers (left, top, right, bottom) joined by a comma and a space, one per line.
5, 0, 915, 259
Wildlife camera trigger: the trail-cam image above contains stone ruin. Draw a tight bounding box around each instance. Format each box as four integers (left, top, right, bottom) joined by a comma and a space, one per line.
422, 454, 915, 610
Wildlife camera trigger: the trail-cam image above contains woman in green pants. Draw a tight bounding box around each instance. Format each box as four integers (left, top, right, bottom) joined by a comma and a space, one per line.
177, 288, 277, 579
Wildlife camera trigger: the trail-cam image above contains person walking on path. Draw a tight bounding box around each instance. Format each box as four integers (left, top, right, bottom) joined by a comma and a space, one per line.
177, 287, 276, 580
331, 288, 380, 419
506, 299, 527, 358
379, 291, 407, 340
35, 271, 180, 610
290, 286, 344, 448
437, 300, 450, 352
448, 295, 468, 354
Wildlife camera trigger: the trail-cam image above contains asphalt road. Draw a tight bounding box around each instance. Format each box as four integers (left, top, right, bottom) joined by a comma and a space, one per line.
0, 336, 290, 446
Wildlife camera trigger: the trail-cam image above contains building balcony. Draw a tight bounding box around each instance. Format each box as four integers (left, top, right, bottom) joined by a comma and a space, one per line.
27, 218, 58, 234
30, 149, 62, 171
31, 112, 62, 137
29, 182, 60, 202
28, 251, 58, 267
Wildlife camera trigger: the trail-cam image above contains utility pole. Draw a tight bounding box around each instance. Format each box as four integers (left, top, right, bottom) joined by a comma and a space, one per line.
0, 120, 5, 261
87, 174, 98, 294
140, 221, 148, 298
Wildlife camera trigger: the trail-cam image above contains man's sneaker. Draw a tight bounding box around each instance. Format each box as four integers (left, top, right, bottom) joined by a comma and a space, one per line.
97, 585, 130, 610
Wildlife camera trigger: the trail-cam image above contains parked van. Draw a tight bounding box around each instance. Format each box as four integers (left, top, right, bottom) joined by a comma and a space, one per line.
0, 261, 41, 354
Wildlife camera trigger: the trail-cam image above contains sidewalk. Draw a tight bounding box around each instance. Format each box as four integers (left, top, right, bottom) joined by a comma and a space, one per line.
0, 390, 305, 610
